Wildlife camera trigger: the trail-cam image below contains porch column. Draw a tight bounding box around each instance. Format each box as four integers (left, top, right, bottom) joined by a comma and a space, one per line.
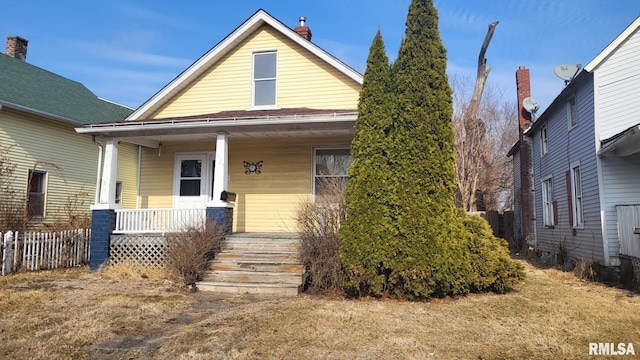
212, 132, 228, 205
90, 138, 118, 271
96, 138, 119, 209
207, 132, 234, 233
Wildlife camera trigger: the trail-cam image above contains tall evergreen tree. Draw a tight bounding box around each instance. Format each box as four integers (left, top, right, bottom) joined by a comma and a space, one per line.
386, 0, 471, 298
340, 30, 397, 295
338, 0, 523, 300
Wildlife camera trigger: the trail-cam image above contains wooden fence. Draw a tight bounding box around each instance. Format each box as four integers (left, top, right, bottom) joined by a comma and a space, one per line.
469, 211, 515, 244
1, 229, 90, 275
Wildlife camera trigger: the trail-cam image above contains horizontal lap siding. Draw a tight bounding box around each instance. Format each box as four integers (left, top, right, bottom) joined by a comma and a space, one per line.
594, 29, 640, 265
531, 77, 604, 263
116, 143, 139, 209
152, 25, 359, 118
0, 109, 98, 227
596, 28, 640, 140
138, 143, 209, 209
600, 156, 640, 263
138, 137, 352, 232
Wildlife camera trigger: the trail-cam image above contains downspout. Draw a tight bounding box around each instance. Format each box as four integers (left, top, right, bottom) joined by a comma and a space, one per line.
91, 136, 103, 204
136, 145, 142, 208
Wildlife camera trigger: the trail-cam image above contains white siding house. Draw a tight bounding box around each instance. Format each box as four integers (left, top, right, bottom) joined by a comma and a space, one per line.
524, 16, 640, 267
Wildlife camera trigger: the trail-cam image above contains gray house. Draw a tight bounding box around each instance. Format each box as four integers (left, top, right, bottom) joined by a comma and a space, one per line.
513, 16, 640, 269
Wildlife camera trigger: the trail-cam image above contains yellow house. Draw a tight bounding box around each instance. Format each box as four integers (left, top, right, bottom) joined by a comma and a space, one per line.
0, 36, 134, 231
77, 9, 363, 269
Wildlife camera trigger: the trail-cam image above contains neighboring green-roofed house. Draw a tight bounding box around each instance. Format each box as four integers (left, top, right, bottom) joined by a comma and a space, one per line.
0, 35, 138, 230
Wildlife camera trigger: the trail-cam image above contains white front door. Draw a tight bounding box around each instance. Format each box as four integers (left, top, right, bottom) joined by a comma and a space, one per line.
173, 153, 215, 209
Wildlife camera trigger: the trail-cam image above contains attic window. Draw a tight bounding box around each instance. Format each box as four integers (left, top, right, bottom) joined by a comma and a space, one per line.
252, 51, 277, 107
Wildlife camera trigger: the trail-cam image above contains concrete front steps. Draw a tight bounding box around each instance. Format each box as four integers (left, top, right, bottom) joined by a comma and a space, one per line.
197, 233, 304, 296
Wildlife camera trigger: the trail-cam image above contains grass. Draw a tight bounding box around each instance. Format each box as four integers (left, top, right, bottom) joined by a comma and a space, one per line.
0, 261, 639, 359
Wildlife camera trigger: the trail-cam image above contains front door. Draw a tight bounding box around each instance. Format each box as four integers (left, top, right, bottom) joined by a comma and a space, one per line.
173, 153, 215, 209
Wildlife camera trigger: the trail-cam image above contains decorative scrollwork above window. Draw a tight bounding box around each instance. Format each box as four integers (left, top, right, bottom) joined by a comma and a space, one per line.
243, 160, 263, 174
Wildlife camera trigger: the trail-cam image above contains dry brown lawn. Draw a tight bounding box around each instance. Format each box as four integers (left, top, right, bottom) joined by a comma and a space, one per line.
0, 260, 638, 359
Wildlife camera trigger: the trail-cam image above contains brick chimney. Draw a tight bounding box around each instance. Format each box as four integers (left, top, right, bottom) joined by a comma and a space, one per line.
514, 65, 534, 252
294, 16, 312, 41
6, 35, 28, 61
515, 66, 532, 137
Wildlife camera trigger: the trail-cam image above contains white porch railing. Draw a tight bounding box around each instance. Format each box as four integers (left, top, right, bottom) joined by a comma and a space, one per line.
114, 208, 206, 234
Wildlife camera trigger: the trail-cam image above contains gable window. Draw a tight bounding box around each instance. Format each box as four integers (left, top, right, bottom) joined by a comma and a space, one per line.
567, 96, 577, 128
252, 51, 277, 107
571, 164, 584, 227
27, 170, 46, 217
313, 148, 352, 201
540, 125, 548, 155
542, 177, 554, 227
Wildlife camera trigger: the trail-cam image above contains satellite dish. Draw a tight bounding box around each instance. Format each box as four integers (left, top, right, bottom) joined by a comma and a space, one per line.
554, 64, 581, 82
523, 96, 539, 114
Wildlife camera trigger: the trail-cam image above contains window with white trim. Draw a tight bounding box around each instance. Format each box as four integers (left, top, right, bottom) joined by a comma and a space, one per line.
313, 148, 352, 201
567, 96, 577, 128
542, 177, 554, 227
27, 170, 46, 217
571, 165, 584, 227
252, 51, 277, 107
115, 181, 122, 204
540, 125, 548, 155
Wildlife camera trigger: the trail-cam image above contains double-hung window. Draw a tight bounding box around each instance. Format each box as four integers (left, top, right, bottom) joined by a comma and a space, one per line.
540, 125, 548, 155
313, 148, 352, 201
252, 51, 277, 107
571, 164, 584, 227
542, 177, 554, 227
27, 170, 46, 217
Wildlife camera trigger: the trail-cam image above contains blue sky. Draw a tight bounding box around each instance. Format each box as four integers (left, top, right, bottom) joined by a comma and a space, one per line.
1, 1, 638, 112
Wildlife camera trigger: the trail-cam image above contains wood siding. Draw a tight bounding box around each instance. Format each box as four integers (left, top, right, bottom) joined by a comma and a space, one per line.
593, 27, 640, 266
0, 108, 138, 228
594, 27, 640, 140
151, 25, 360, 119
137, 137, 352, 232
598, 155, 640, 265
530, 77, 605, 263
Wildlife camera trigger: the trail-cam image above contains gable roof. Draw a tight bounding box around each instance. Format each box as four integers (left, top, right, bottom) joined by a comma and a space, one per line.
525, 17, 640, 136
585, 16, 640, 72
127, 9, 363, 121
0, 53, 133, 125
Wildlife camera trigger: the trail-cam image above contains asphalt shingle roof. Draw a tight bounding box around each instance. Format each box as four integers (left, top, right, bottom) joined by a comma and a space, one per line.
0, 53, 132, 124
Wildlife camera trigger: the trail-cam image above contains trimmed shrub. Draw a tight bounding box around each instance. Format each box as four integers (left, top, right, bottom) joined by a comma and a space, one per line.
458, 210, 524, 293
165, 223, 226, 287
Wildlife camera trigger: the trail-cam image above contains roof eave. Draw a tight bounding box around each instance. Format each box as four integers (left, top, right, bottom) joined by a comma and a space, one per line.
585, 16, 640, 72
0, 100, 85, 126
598, 124, 640, 157
76, 112, 358, 136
